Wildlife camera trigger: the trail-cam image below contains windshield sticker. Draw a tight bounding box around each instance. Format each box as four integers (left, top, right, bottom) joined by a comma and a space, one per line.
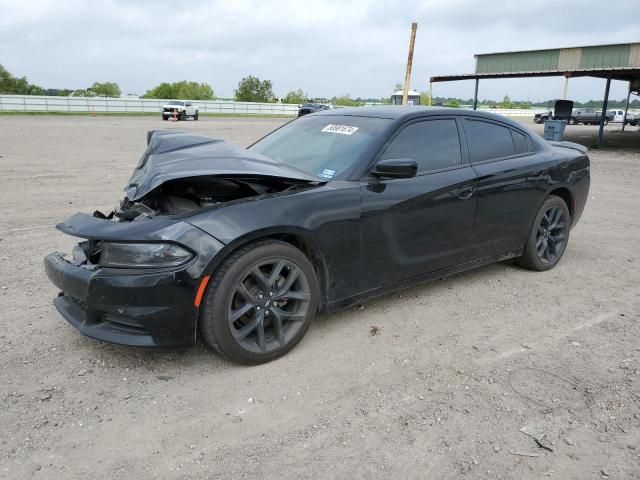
320, 169, 336, 179
321, 124, 359, 135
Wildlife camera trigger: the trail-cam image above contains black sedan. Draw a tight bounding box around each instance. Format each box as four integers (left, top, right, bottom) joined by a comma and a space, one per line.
44, 107, 590, 364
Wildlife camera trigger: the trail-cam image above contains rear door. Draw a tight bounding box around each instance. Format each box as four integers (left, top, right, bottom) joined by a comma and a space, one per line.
359, 117, 478, 290
461, 118, 552, 258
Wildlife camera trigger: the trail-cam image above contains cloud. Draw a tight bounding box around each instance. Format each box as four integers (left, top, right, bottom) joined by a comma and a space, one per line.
0, 0, 637, 100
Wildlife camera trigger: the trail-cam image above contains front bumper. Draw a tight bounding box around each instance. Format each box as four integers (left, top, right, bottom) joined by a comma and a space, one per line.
45, 252, 201, 348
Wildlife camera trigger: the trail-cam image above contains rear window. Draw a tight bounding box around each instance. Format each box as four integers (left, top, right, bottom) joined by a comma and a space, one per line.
464, 119, 515, 162
511, 129, 533, 154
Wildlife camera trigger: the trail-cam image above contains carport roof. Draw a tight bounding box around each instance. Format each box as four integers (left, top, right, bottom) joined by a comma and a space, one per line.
430, 67, 640, 83
430, 41, 640, 86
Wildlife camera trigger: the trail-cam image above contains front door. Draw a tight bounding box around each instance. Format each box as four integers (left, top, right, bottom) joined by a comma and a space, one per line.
359, 117, 477, 292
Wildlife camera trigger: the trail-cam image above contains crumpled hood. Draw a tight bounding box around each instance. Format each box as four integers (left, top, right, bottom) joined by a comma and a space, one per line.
125, 130, 323, 201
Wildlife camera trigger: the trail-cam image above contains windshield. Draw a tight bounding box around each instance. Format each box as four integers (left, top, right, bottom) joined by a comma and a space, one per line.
248, 115, 391, 180
167, 101, 185, 106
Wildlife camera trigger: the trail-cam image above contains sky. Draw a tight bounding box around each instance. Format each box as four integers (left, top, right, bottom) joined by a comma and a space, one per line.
0, 0, 638, 102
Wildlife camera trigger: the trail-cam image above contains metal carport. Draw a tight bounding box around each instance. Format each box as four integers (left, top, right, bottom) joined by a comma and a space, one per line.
429, 42, 640, 145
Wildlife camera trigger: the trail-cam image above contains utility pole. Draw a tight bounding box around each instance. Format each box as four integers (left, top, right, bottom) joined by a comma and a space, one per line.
402, 23, 418, 106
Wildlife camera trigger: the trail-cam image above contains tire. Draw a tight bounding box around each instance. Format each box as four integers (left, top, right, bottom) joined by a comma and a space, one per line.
194, 111, 199, 121
200, 240, 320, 364
162, 115, 168, 121
569, 117, 576, 125
180, 111, 187, 121
517, 195, 571, 271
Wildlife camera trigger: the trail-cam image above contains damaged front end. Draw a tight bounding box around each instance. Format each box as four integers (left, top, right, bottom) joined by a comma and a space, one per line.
45, 130, 323, 348
102, 130, 323, 222
111, 174, 315, 222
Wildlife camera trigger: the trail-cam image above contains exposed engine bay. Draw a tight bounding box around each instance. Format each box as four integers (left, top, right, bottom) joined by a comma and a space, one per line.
104, 175, 313, 222
88, 130, 325, 223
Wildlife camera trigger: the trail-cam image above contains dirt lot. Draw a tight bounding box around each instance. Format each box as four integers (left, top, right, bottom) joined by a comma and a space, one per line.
1, 115, 639, 480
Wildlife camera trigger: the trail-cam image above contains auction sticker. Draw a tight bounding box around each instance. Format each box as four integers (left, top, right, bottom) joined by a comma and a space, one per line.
321, 124, 359, 135
320, 168, 336, 179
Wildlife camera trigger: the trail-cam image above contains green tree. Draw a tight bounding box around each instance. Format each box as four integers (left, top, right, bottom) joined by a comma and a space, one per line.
0, 64, 34, 94
90, 81, 121, 97
71, 89, 92, 97
143, 81, 214, 100
444, 99, 460, 108
500, 95, 513, 109
235, 76, 275, 103
282, 89, 307, 104
330, 94, 363, 107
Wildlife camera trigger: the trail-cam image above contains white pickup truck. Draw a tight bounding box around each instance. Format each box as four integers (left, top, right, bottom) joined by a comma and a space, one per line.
162, 100, 199, 121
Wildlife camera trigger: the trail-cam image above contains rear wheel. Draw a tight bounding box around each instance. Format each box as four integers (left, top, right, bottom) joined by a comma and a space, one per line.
180, 111, 187, 121
201, 240, 319, 364
570, 117, 577, 125
194, 111, 199, 120
517, 196, 571, 271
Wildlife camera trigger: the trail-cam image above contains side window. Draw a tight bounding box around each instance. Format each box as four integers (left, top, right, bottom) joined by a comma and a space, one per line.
511, 129, 533, 154
464, 119, 516, 162
380, 119, 461, 173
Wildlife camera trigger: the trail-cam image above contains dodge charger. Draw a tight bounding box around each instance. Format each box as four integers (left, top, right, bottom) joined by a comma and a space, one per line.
44, 107, 590, 364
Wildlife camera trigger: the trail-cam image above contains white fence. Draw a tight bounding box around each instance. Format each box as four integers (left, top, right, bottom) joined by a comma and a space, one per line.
0, 94, 545, 118
471, 107, 544, 118
0, 95, 299, 115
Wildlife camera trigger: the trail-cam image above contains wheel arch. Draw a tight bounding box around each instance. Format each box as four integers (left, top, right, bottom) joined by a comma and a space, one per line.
547, 186, 575, 219
200, 227, 331, 312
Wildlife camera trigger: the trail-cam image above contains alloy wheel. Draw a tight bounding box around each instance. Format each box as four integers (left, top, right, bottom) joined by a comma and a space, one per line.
536, 206, 568, 264
227, 258, 311, 354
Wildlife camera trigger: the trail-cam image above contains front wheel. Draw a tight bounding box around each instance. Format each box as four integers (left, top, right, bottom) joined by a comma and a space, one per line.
201, 240, 319, 364
517, 196, 571, 271
569, 117, 577, 125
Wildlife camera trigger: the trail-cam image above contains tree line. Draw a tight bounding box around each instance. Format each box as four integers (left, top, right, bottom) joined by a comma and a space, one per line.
2, 64, 638, 108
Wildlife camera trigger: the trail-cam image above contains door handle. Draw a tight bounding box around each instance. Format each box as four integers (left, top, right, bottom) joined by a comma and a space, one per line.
457, 186, 475, 200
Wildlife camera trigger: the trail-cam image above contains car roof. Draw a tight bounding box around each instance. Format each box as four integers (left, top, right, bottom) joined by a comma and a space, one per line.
310, 105, 529, 128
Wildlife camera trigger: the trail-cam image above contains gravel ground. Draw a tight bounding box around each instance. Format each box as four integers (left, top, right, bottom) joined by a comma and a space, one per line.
0, 115, 639, 480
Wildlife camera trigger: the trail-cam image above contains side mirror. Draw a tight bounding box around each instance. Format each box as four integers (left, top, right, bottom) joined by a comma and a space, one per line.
372, 158, 418, 179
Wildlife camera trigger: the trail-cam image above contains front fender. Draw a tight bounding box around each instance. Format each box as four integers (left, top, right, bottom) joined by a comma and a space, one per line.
185, 183, 362, 302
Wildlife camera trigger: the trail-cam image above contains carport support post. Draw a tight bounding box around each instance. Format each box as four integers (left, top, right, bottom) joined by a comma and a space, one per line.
562, 76, 569, 99
473, 78, 479, 110
622, 82, 632, 132
598, 77, 611, 146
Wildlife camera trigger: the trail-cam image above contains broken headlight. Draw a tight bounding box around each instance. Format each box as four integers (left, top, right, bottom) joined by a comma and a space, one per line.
99, 242, 193, 268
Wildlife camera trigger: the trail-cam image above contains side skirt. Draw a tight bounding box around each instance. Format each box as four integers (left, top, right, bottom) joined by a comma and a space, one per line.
324, 249, 522, 312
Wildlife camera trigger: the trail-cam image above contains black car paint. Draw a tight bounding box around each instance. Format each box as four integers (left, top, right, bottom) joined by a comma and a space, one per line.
46, 219, 225, 347
44, 107, 590, 349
